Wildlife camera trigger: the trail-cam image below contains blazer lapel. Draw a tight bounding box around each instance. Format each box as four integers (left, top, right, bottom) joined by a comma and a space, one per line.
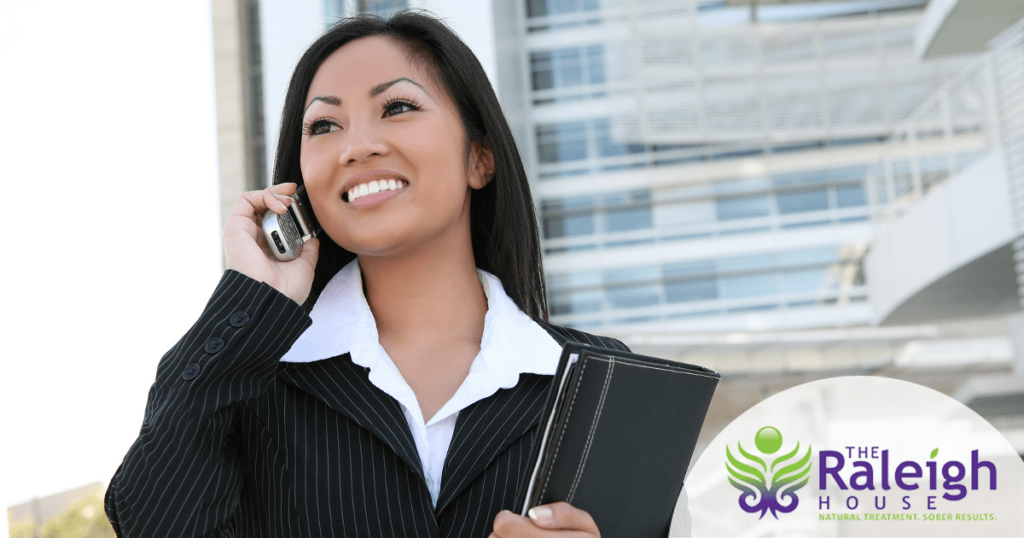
435, 322, 619, 512
277, 354, 425, 481
434, 372, 553, 514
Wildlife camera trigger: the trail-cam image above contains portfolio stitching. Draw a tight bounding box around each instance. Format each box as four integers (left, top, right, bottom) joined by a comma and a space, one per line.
568, 357, 614, 502
539, 360, 589, 501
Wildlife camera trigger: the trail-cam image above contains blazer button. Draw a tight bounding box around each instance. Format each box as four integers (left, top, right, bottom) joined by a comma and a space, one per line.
204, 337, 225, 354
230, 311, 250, 327
182, 363, 201, 380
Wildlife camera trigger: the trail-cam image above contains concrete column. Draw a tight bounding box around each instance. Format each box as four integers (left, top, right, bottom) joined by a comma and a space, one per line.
211, 0, 264, 237
1008, 312, 1024, 374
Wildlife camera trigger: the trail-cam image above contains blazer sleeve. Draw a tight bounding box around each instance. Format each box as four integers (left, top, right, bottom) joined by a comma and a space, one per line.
104, 270, 312, 537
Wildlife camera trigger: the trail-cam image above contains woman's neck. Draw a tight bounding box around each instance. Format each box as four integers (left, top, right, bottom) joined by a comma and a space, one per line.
359, 236, 487, 422
359, 237, 487, 354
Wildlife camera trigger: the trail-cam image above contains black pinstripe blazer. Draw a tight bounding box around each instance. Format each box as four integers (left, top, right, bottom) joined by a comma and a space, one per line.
105, 270, 629, 537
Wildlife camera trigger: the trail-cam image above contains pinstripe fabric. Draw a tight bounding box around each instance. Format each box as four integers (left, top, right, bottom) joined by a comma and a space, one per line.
105, 270, 628, 537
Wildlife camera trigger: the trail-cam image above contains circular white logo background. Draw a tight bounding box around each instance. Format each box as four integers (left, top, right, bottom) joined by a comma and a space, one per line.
676, 376, 1023, 537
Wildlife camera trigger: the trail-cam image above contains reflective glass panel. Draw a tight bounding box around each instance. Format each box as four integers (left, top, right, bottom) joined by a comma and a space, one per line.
654, 200, 715, 228
777, 188, 829, 214
719, 253, 775, 273
666, 279, 718, 303
604, 207, 653, 233
663, 260, 716, 278
536, 121, 588, 163
544, 213, 594, 238
607, 284, 661, 309
721, 273, 779, 298
530, 51, 554, 90
550, 290, 603, 314
594, 118, 645, 157
716, 195, 771, 220
781, 268, 829, 294
835, 185, 866, 207
604, 266, 659, 285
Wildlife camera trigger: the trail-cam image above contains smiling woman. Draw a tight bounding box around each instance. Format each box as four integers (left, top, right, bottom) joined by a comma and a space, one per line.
103, 10, 630, 538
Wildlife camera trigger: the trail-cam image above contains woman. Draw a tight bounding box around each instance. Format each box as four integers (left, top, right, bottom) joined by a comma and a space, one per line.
105, 11, 628, 537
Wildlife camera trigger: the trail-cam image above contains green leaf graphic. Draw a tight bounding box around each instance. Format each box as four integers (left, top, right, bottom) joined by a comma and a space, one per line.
737, 441, 767, 472
726, 445, 766, 486
772, 443, 812, 490
770, 441, 800, 472
930, 448, 938, 459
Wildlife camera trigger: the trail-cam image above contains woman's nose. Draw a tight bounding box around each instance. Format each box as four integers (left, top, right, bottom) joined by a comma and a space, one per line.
338, 121, 389, 164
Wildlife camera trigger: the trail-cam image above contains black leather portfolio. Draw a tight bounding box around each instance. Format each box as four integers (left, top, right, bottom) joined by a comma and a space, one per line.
516, 343, 719, 537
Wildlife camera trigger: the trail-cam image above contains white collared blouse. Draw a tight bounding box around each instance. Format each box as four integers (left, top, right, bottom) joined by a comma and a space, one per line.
280, 260, 563, 506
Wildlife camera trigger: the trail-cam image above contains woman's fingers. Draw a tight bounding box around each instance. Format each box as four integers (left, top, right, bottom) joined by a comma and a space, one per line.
491, 504, 600, 537
527, 503, 598, 532
232, 182, 296, 221
222, 182, 318, 305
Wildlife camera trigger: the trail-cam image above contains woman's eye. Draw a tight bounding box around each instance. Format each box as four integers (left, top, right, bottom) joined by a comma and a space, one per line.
383, 100, 417, 117
309, 120, 340, 135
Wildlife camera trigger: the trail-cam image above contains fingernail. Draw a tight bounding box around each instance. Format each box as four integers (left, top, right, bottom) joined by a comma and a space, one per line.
528, 506, 552, 521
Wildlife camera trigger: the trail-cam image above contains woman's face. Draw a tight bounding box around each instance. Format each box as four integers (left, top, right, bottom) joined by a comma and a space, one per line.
299, 36, 492, 259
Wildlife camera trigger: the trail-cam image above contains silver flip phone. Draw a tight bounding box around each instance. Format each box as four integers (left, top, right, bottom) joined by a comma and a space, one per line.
261, 184, 322, 262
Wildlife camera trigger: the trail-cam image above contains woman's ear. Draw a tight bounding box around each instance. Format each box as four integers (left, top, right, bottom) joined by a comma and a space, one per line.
468, 140, 495, 190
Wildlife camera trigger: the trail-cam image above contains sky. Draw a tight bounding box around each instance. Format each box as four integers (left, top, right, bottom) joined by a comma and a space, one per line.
0, 0, 224, 527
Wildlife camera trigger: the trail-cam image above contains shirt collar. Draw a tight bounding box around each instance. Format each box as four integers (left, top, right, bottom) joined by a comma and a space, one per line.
280, 259, 562, 385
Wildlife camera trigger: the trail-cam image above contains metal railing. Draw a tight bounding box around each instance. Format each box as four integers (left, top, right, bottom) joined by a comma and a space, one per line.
865, 17, 1024, 304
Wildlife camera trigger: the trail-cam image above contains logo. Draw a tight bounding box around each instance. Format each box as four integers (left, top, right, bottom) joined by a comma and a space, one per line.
726, 426, 813, 519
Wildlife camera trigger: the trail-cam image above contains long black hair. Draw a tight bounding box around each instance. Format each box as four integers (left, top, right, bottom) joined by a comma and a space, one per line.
272, 10, 548, 321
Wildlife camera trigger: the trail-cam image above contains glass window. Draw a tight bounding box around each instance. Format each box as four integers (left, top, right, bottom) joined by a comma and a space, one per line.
775, 247, 837, 267
359, 0, 406, 16
544, 213, 594, 238
654, 200, 715, 228
594, 118, 645, 157
536, 121, 588, 163
716, 195, 771, 220
781, 268, 829, 294
663, 260, 716, 279
604, 207, 652, 233
527, 0, 599, 17
530, 52, 554, 91
666, 279, 718, 303
719, 253, 775, 273
607, 284, 660, 309
831, 166, 869, 182
777, 188, 829, 214
835, 185, 866, 207
550, 290, 603, 315
604, 266, 658, 285
531, 45, 604, 91
542, 195, 594, 211
548, 271, 601, 290
554, 48, 583, 87
721, 273, 779, 299
587, 45, 605, 84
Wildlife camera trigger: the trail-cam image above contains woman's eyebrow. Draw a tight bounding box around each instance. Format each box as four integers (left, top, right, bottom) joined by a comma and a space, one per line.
304, 95, 341, 114
369, 77, 425, 96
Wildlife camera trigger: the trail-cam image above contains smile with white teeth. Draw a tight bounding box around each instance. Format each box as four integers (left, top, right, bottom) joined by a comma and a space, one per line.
346, 179, 406, 202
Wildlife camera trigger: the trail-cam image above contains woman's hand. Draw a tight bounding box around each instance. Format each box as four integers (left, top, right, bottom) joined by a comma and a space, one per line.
490, 503, 600, 538
224, 182, 320, 305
